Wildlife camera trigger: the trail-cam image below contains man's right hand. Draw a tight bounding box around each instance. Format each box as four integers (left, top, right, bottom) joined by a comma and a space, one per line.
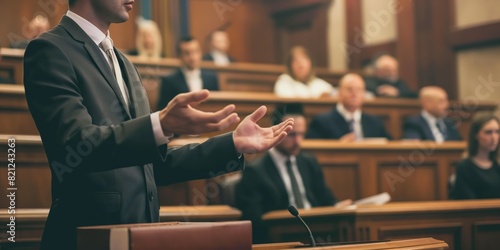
159, 90, 240, 135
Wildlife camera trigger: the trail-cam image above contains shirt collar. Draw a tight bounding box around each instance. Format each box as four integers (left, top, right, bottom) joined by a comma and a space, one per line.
269, 148, 296, 165
66, 10, 109, 46
421, 110, 439, 124
182, 67, 201, 77
336, 103, 361, 122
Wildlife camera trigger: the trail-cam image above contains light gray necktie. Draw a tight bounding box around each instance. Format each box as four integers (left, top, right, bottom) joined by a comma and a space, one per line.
100, 37, 130, 108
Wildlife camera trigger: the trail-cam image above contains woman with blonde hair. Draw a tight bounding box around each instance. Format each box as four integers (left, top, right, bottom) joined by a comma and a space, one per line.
135, 19, 163, 59
451, 114, 500, 199
274, 46, 336, 98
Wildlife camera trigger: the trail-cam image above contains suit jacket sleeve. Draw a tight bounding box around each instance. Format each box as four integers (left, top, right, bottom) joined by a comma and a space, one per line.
306, 117, 325, 139
157, 76, 177, 110
402, 119, 423, 139
308, 156, 337, 206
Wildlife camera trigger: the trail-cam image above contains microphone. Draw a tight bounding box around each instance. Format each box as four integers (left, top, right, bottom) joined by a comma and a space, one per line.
288, 205, 316, 247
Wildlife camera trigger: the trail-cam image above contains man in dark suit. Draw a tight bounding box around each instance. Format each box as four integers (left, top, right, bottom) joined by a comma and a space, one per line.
307, 73, 392, 141
236, 103, 351, 243
202, 30, 236, 66
23, 1, 293, 249
157, 36, 219, 110
364, 54, 416, 98
403, 86, 461, 142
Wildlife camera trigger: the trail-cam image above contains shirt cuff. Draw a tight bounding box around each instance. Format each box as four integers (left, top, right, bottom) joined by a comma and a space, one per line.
151, 111, 173, 146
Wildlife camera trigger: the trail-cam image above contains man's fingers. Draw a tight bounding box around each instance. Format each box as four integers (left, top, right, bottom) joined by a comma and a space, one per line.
266, 131, 289, 149
191, 104, 236, 123
174, 90, 210, 106
247, 105, 267, 123
271, 118, 294, 133
202, 113, 240, 133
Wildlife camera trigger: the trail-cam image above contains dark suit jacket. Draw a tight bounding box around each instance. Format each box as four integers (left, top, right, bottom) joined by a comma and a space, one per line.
202, 52, 236, 63
24, 16, 243, 250
306, 109, 392, 140
235, 152, 336, 243
365, 76, 416, 98
157, 69, 219, 109
403, 114, 462, 141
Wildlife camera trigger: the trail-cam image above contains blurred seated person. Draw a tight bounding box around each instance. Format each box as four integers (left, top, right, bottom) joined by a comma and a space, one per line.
274, 46, 336, 98
202, 30, 235, 66
307, 73, 392, 141
11, 15, 50, 49
450, 114, 500, 199
235, 103, 351, 243
365, 54, 416, 98
403, 86, 461, 142
131, 19, 163, 59
158, 37, 219, 109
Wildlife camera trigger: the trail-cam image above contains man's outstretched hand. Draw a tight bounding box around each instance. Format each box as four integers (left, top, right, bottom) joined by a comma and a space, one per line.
159, 90, 240, 135
233, 106, 294, 154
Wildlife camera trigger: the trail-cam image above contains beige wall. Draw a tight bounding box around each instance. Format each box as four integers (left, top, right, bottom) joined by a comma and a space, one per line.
361, 0, 397, 46
455, 0, 500, 28
457, 47, 500, 118
455, 0, 500, 117
327, 0, 347, 71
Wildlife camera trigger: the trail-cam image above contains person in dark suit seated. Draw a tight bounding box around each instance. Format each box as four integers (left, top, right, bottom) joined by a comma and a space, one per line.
403, 86, 461, 142
307, 73, 392, 141
235, 103, 352, 243
202, 30, 236, 66
365, 54, 416, 98
450, 114, 500, 199
157, 36, 219, 109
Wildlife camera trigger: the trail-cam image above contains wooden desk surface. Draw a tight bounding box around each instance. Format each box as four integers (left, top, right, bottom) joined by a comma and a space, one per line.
262, 199, 500, 220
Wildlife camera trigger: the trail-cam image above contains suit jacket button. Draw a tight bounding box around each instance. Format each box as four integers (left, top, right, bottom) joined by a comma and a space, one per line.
149, 191, 154, 201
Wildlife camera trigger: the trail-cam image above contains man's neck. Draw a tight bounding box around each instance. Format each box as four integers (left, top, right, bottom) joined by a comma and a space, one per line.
70, 7, 109, 34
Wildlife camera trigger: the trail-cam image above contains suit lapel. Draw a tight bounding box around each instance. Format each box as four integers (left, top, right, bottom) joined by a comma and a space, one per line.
176, 70, 190, 93
296, 155, 315, 205
264, 154, 289, 201
59, 16, 131, 119
419, 115, 436, 140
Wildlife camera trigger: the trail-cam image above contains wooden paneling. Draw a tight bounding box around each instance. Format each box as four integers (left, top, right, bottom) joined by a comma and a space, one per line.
396, 0, 457, 99
450, 21, 500, 50
345, 0, 363, 69
189, 0, 278, 64
263, 199, 500, 249
359, 41, 397, 68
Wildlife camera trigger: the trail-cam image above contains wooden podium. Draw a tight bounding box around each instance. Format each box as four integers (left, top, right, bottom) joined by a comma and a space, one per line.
77, 221, 252, 250
253, 238, 448, 249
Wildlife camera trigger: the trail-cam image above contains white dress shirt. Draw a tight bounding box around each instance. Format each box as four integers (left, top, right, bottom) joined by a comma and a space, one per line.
268, 148, 311, 209
336, 103, 363, 140
181, 68, 203, 92
211, 50, 231, 66
421, 110, 445, 143
274, 74, 337, 98
66, 10, 171, 146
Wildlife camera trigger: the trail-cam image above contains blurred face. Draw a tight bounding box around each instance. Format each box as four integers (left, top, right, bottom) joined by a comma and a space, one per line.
276, 116, 306, 156
179, 40, 202, 70
338, 75, 366, 111
142, 30, 155, 50
422, 90, 449, 118
27, 16, 50, 39
211, 31, 229, 53
90, 0, 133, 24
477, 119, 500, 153
375, 56, 399, 82
291, 52, 312, 83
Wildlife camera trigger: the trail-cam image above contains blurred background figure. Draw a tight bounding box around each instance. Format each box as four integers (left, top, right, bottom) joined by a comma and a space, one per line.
365, 54, 415, 98
11, 15, 50, 49
157, 36, 219, 109
403, 86, 461, 142
307, 73, 391, 141
236, 103, 349, 243
451, 114, 500, 199
132, 19, 163, 59
203, 30, 236, 66
274, 46, 336, 98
